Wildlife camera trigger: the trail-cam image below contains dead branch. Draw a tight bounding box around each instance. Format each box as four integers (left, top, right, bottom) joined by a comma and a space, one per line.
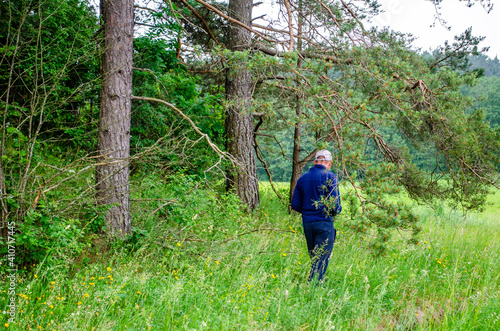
179, 0, 221, 46
252, 23, 317, 45
134, 22, 156, 28
131, 95, 236, 168
152, 198, 179, 214
193, 0, 276, 43
252, 14, 266, 21
134, 5, 160, 13
254, 133, 288, 158
339, 0, 366, 33
318, 0, 356, 44
253, 42, 350, 64
457, 156, 499, 188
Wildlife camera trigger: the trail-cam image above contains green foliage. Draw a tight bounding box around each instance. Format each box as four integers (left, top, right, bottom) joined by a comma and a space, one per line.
131, 173, 245, 232
225, 26, 499, 253
0, 0, 498, 299
83, 204, 111, 234
427, 27, 487, 72
131, 36, 225, 176
0, 206, 86, 271
0, 0, 100, 227
462, 75, 500, 128
0, 0, 100, 148
133, 36, 183, 73
0, 127, 29, 185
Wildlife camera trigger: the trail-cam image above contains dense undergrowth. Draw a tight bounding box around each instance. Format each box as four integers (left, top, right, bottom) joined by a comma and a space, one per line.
1, 180, 499, 330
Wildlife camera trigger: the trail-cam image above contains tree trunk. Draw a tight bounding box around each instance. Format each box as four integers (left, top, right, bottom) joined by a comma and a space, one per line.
289, 99, 303, 203
96, 0, 133, 235
289, 0, 304, 204
225, 0, 259, 209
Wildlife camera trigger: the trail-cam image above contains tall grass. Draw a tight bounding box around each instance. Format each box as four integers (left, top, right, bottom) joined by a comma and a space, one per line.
1, 182, 499, 330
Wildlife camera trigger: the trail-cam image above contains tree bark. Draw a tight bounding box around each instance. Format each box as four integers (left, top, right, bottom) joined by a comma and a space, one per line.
289, 0, 304, 204
289, 99, 303, 204
225, 0, 259, 209
96, 0, 133, 235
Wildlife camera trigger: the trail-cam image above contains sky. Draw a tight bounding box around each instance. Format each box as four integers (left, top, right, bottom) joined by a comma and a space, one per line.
371, 0, 499, 58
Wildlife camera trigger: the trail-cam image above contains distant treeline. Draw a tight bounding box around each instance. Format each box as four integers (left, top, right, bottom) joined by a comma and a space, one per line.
470, 54, 500, 77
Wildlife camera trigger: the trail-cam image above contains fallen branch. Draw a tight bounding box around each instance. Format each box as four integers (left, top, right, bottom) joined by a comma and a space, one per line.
131, 95, 236, 169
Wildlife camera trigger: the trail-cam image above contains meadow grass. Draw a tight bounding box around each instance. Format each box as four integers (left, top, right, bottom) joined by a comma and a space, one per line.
1, 183, 499, 330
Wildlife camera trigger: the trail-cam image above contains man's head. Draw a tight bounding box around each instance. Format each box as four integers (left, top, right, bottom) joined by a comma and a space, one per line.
314, 149, 332, 169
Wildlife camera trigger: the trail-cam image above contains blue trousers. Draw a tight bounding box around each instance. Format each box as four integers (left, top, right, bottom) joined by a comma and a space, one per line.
303, 221, 336, 282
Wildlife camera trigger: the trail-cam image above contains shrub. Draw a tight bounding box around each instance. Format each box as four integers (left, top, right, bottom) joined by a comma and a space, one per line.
1, 206, 88, 272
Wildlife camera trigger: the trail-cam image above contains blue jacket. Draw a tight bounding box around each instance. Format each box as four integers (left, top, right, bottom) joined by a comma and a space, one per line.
291, 164, 342, 222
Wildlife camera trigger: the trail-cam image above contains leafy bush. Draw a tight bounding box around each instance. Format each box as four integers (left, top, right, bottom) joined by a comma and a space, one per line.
125, 172, 248, 256
130, 37, 225, 176
0, 206, 88, 272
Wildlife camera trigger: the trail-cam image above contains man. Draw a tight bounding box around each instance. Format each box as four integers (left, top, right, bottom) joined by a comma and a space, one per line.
291, 149, 342, 283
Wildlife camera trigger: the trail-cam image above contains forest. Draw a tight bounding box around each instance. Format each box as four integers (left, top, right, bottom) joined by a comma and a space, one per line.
0, 0, 499, 329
